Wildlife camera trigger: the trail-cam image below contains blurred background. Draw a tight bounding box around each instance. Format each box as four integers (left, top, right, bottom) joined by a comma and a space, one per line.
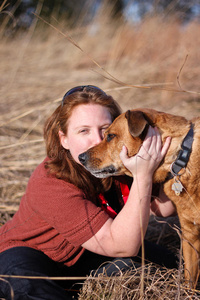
0, 0, 200, 239
1, 3, 200, 297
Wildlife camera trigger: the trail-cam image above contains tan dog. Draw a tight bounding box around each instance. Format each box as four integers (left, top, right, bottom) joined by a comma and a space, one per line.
78, 108, 200, 288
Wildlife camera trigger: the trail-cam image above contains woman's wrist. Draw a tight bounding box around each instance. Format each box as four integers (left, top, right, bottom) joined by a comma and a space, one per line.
133, 173, 153, 185
130, 175, 153, 203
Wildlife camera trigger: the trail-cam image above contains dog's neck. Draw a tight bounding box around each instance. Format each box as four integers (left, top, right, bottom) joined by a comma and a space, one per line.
154, 123, 194, 184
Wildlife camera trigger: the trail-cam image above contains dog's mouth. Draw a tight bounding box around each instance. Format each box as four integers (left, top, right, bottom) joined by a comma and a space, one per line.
85, 165, 119, 178
78, 151, 121, 178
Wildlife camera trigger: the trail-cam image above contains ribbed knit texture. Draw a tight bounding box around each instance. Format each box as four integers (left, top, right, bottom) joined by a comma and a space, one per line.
0, 158, 109, 266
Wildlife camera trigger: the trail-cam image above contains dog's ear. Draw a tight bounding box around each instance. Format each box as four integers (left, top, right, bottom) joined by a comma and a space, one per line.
125, 110, 148, 137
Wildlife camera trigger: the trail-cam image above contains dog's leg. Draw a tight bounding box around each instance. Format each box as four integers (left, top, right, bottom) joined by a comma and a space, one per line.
182, 230, 200, 288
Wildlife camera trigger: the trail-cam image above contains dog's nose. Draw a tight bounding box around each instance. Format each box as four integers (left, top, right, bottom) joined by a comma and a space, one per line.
78, 152, 89, 166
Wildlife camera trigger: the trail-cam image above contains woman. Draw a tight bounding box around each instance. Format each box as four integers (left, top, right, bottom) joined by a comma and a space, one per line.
0, 85, 177, 300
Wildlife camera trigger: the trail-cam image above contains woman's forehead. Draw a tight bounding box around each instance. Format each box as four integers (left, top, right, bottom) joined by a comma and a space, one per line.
69, 104, 112, 123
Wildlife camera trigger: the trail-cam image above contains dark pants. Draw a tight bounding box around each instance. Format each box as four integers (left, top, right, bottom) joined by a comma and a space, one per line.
0, 241, 178, 300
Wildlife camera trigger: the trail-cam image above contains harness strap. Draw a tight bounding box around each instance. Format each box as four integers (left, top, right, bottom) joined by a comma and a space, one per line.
171, 123, 194, 176
98, 193, 118, 218
99, 180, 130, 218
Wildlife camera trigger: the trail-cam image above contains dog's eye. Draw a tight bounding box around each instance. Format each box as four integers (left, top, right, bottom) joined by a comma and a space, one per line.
106, 133, 116, 142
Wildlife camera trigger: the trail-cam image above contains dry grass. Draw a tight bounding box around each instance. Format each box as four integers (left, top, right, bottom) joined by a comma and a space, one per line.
79, 264, 200, 299
1, 2, 200, 298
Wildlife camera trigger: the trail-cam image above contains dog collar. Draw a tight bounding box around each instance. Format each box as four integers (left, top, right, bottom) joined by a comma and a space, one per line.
170, 123, 194, 176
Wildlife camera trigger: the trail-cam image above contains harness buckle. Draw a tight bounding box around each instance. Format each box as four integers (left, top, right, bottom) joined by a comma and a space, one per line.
175, 147, 191, 169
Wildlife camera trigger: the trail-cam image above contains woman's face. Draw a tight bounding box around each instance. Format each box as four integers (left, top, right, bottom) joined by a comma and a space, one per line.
59, 104, 112, 164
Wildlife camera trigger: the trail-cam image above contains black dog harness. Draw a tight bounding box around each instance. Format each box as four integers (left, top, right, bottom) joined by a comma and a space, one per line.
162, 123, 194, 196
170, 123, 194, 177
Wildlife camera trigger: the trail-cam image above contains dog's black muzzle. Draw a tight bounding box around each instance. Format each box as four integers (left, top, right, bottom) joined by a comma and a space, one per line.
78, 152, 89, 166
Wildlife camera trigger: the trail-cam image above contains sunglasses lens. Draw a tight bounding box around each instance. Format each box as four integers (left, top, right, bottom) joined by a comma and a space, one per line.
66, 86, 84, 96
61, 85, 106, 106
62, 86, 83, 102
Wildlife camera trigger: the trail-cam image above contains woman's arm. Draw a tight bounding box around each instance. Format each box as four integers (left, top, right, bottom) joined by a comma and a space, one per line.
150, 185, 177, 217
82, 127, 171, 257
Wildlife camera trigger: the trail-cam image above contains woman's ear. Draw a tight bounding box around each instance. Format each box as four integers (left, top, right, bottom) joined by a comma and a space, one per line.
59, 130, 69, 150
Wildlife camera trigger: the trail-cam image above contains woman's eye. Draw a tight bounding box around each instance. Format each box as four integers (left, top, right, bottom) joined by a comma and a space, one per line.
79, 129, 89, 134
101, 127, 109, 137
106, 133, 116, 142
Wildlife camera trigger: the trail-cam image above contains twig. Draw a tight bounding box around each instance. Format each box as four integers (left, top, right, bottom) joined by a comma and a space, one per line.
177, 54, 189, 91
0, 274, 87, 280
0, 139, 43, 150
0, 0, 9, 12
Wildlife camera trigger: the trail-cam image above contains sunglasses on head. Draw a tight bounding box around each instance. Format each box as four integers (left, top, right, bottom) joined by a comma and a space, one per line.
61, 85, 106, 107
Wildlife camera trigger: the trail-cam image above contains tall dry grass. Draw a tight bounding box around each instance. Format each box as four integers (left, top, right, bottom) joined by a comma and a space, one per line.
1, 2, 200, 298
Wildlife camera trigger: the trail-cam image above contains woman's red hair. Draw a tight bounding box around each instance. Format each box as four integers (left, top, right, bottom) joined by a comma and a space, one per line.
43, 87, 122, 201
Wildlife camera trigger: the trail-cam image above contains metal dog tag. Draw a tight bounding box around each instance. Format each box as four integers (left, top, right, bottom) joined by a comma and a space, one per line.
172, 181, 183, 196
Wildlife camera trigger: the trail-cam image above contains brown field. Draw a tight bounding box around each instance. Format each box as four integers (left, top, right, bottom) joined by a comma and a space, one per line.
1, 3, 200, 298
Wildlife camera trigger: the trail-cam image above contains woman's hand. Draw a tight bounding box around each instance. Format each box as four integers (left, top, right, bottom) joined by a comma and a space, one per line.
120, 126, 171, 177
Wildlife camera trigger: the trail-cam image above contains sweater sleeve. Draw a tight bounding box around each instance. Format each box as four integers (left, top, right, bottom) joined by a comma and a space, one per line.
28, 169, 110, 247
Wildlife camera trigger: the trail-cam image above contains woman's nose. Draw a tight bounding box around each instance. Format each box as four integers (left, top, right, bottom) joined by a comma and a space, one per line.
92, 131, 103, 146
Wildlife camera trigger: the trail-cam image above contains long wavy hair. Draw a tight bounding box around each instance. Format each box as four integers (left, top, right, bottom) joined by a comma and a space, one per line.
44, 86, 122, 202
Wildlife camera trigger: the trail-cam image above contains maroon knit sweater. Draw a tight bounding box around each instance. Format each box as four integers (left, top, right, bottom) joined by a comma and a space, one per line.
0, 158, 110, 266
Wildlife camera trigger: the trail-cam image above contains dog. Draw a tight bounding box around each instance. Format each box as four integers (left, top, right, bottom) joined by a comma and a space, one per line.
78, 108, 200, 288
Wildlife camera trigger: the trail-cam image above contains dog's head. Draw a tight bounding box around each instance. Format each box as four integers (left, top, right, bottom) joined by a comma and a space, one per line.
78, 109, 153, 178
